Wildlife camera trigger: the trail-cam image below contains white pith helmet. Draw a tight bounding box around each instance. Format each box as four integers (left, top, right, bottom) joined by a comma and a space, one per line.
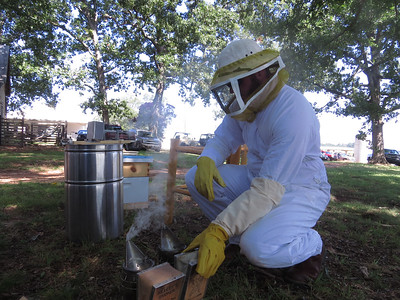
218, 39, 263, 69
211, 39, 286, 118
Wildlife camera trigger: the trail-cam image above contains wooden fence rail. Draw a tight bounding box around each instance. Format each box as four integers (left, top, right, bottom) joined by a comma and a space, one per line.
0, 117, 67, 146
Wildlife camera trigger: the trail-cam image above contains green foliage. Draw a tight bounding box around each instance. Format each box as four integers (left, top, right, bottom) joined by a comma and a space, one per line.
174, 2, 240, 105
81, 95, 136, 125
135, 101, 176, 138
238, 0, 399, 161
1, 0, 239, 134
108, 94, 142, 129
112, 0, 239, 107
52, 0, 130, 123
0, 0, 68, 110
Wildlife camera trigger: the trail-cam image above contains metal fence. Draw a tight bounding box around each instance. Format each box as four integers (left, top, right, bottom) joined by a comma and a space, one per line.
0, 117, 67, 146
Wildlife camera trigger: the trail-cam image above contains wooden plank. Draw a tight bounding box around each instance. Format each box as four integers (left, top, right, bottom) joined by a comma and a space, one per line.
123, 202, 149, 210
123, 162, 150, 177
241, 145, 249, 165
165, 138, 180, 225
0, 118, 67, 146
174, 185, 191, 196
175, 145, 203, 155
226, 145, 241, 165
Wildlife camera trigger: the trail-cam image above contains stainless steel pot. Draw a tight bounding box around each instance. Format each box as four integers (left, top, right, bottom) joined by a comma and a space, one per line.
65, 143, 123, 242
65, 144, 123, 183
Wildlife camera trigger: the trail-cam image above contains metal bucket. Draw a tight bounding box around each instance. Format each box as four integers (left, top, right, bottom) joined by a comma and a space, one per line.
65, 143, 123, 242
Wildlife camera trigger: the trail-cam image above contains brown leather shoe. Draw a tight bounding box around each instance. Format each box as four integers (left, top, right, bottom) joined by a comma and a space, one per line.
254, 266, 288, 282
284, 245, 326, 285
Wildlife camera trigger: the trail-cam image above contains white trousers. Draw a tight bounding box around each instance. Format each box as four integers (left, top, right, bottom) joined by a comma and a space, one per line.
185, 164, 331, 268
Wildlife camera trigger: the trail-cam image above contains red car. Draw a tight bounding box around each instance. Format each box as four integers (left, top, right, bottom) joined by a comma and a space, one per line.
104, 124, 129, 140
321, 150, 335, 161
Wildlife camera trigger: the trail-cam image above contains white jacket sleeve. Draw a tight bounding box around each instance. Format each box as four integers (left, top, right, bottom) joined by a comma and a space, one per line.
200, 116, 244, 166
212, 177, 285, 237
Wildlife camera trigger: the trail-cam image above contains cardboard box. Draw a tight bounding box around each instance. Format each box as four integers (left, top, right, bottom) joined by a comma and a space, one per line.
174, 251, 208, 300
137, 262, 185, 300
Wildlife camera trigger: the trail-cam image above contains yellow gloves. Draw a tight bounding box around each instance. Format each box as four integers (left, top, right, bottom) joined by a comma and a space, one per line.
194, 156, 226, 201
183, 223, 228, 278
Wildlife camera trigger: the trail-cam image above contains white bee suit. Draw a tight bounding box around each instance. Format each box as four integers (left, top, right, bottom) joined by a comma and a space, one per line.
185, 85, 331, 268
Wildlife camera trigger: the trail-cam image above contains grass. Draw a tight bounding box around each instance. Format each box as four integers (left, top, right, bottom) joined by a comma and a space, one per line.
1, 182, 64, 211
315, 162, 400, 299
1, 148, 399, 299
324, 163, 400, 251
0, 148, 64, 170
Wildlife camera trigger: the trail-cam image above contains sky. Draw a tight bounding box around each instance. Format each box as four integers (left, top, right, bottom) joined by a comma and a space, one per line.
9, 86, 400, 151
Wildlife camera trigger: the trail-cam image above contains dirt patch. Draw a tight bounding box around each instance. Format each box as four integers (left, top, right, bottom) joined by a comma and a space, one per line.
0, 168, 64, 184
0, 160, 337, 185
0, 145, 61, 152
324, 161, 352, 168
0, 167, 189, 184
0, 144, 337, 184
0, 145, 65, 184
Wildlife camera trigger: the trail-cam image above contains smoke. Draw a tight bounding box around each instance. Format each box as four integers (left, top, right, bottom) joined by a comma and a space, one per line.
126, 173, 167, 241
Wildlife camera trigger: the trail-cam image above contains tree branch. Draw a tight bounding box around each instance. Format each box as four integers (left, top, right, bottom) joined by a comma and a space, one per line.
314, 83, 353, 100
50, 21, 95, 57
326, 0, 366, 45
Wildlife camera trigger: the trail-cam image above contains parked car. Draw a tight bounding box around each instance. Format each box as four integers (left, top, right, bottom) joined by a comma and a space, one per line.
173, 132, 197, 146
384, 149, 400, 166
104, 124, 129, 140
76, 129, 87, 141
320, 151, 329, 161
321, 150, 335, 161
59, 136, 72, 146
334, 152, 350, 161
198, 133, 215, 147
125, 129, 161, 152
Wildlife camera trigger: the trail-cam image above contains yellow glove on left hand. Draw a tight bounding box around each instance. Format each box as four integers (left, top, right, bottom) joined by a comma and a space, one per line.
194, 156, 226, 201
183, 223, 228, 278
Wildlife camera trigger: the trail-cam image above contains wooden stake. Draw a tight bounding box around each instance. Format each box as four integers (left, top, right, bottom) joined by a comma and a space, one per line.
165, 138, 180, 225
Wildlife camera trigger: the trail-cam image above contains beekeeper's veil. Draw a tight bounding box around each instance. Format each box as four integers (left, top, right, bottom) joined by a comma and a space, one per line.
211, 39, 289, 122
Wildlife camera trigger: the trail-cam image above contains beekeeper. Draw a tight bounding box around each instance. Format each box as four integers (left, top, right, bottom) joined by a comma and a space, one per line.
184, 39, 331, 284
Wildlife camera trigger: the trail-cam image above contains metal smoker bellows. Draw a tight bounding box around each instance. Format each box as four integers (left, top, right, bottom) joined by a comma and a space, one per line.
160, 225, 186, 258
125, 240, 154, 272
121, 240, 154, 299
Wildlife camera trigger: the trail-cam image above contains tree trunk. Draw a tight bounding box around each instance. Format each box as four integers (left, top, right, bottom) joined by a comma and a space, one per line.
93, 29, 109, 124
151, 80, 165, 137
367, 45, 387, 164
370, 118, 387, 164
151, 57, 166, 136
85, 4, 109, 123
